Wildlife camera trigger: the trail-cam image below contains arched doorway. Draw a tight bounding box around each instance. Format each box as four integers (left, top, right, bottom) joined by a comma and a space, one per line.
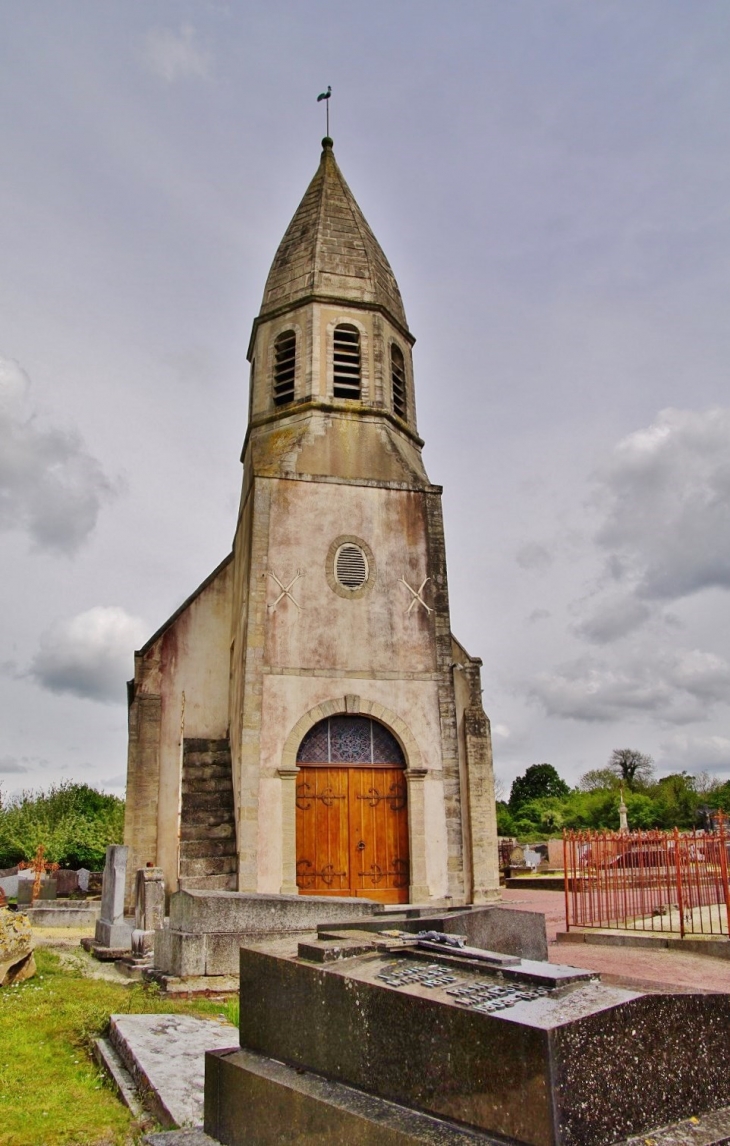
295, 715, 409, 904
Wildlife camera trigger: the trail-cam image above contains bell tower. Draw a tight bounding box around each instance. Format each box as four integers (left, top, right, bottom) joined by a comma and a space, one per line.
124, 137, 499, 908
228, 137, 499, 904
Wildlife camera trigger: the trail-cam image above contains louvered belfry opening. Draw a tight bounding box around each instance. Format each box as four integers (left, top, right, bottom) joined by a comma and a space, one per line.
273, 330, 296, 406
390, 343, 406, 420
333, 324, 361, 399
335, 543, 368, 589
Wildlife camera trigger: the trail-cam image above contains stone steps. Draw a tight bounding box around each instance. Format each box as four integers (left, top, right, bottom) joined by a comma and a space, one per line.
182, 778, 233, 795
179, 738, 237, 892
177, 876, 237, 893
178, 839, 237, 860
178, 855, 237, 878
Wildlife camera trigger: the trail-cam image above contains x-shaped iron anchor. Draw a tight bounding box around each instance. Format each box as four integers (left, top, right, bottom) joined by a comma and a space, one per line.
399, 576, 432, 614
268, 570, 303, 611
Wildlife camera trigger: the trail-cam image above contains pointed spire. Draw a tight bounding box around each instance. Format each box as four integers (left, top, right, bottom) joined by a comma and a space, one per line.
260, 139, 408, 331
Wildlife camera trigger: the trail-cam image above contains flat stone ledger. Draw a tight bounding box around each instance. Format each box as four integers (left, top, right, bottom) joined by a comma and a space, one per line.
204, 940, 730, 1146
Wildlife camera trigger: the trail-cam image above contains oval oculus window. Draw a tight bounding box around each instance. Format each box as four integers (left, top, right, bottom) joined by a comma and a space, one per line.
335, 543, 368, 589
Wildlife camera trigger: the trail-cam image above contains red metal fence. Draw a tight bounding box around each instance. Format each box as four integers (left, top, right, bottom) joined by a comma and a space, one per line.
563, 826, 730, 938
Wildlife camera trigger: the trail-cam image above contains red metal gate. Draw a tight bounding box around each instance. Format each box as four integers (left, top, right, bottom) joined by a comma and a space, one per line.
563, 826, 730, 938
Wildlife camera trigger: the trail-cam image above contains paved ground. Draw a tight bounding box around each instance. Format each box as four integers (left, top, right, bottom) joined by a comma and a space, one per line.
501, 887, 730, 993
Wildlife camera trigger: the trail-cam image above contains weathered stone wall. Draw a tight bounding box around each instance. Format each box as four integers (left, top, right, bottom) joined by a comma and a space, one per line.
228, 469, 469, 902
124, 557, 234, 905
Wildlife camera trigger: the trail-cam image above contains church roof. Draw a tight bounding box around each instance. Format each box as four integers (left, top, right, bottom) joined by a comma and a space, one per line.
260, 138, 408, 332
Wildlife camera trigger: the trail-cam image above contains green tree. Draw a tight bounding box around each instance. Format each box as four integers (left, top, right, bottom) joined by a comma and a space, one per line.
579, 768, 620, 792
562, 788, 621, 831
495, 803, 516, 837
509, 764, 569, 811
0, 782, 125, 869
624, 791, 660, 829
652, 773, 698, 829
608, 748, 655, 789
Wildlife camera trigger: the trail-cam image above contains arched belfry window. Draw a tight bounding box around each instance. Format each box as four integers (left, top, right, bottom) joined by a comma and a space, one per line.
390, 344, 406, 420
333, 324, 361, 399
297, 716, 404, 766
273, 330, 296, 406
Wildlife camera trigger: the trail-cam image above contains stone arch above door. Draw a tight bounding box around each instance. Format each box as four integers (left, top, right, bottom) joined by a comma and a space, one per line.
278, 697, 428, 901
280, 696, 423, 773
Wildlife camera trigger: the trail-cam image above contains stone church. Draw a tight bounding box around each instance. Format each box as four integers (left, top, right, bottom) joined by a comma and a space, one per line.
124, 137, 499, 909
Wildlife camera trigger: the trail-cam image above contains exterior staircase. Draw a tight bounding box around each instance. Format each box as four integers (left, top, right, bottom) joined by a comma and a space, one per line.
178, 738, 237, 891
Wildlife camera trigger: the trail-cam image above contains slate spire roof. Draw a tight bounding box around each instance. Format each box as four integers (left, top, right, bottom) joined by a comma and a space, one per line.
260, 138, 408, 332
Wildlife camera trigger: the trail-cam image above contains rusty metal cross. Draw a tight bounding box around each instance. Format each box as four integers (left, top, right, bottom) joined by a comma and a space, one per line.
399, 576, 432, 615
268, 570, 303, 611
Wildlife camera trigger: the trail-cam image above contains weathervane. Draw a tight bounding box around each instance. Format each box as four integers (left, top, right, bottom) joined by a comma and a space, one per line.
317, 85, 332, 137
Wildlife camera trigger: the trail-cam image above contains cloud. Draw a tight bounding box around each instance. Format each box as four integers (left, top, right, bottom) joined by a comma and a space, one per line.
142, 24, 212, 82
99, 773, 127, 791
0, 358, 116, 554
573, 594, 652, 644
31, 607, 148, 703
528, 608, 551, 623
516, 542, 553, 571
529, 647, 730, 724
593, 407, 730, 602
659, 734, 730, 774
0, 756, 28, 775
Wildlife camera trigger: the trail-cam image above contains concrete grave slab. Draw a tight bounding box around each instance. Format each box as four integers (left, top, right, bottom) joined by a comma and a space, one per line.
109, 1013, 237, 1129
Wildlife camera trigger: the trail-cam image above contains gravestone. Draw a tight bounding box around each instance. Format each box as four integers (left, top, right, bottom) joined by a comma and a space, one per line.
55, 869, 79, 896
77, 868, 91, 892
38, 878, 57, 900
87, 871, 103, 895
131, 867, 165, 957
522, 847, 541, 870
205, 932, 730, 1146
16, 879, 33, 906
94, 845, 132, 949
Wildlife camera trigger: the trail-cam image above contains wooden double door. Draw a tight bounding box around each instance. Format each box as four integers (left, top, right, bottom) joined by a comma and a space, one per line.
295, 764, 410, 904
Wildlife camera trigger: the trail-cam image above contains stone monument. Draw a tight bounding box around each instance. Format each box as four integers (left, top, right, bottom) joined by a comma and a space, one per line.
93, 845, 132, 951
204, 928, 730, 1145
116, 866, 166, 979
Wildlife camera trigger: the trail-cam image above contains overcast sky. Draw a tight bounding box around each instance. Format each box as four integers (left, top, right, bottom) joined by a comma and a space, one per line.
1, 1, 730, 801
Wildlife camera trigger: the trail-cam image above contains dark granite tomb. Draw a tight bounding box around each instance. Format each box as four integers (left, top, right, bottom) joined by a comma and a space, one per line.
204, 934, 730, 1146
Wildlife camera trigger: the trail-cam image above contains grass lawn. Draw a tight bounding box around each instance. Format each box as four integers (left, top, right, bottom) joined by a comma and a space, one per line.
0, 947, 233, 1146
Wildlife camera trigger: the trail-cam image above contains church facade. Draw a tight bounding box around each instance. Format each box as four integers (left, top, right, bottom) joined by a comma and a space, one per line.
123, 138, 500, 908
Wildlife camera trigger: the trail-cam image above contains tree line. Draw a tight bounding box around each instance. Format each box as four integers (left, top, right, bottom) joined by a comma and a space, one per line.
0, 782, 124, 870
498, 750, 730, 839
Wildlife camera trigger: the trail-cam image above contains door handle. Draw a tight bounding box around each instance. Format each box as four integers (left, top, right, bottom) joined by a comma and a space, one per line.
356, 840, 366, 851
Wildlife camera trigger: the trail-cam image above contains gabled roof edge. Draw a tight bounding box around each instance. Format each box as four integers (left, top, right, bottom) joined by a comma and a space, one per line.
136, 552, 234, 657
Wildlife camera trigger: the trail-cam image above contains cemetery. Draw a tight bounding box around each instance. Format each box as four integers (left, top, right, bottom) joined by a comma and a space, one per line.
2, 838, 730, 1145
